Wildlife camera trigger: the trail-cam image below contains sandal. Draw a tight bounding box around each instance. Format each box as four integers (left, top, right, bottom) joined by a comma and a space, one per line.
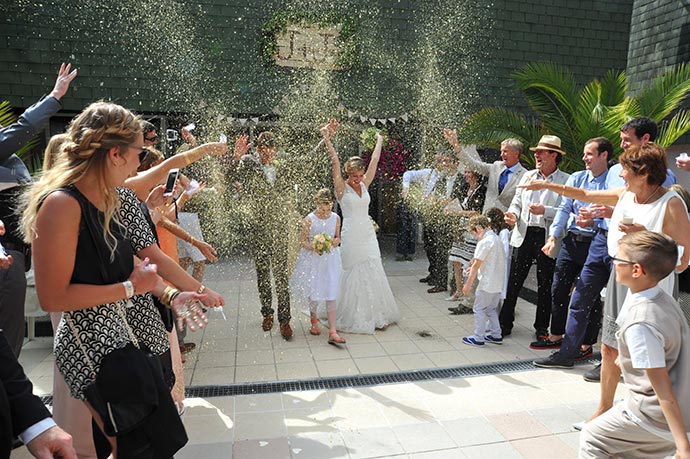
309, 319, 321, 336
328, 331, 346, 345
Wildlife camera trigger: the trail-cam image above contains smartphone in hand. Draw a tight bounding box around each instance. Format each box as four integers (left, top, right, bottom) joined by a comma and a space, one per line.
163, 168, 180, 197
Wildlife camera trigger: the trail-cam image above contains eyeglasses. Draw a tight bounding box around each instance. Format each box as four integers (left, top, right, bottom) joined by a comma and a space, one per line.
612, 256, 635, 265
138, 147, 149, 163
145, 135, 158, 143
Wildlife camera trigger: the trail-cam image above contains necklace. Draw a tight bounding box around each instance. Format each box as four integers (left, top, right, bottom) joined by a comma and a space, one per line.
636, 185, 662, 205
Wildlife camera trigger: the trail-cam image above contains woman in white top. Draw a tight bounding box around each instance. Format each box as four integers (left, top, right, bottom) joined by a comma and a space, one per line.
321, 120, 400, 334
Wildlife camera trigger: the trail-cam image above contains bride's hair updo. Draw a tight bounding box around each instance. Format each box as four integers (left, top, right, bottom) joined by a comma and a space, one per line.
313, 188, 334, 205
344, 156, 366, 176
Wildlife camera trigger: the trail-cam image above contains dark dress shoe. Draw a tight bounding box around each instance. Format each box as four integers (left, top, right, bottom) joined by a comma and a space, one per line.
535, 329, 549, 340
427, 286, 447, 293
262, 315, 274, 331
529, 338, 563, 350
419, 276, 432, 283
280, 322, 293, 340
448, 305, 473, 315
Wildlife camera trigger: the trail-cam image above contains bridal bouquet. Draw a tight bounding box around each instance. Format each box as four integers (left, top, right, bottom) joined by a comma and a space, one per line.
312, 233, 333, 255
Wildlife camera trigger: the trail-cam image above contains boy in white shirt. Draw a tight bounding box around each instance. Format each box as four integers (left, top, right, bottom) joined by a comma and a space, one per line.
580, 231, 690, 459
461, 215, 507, 347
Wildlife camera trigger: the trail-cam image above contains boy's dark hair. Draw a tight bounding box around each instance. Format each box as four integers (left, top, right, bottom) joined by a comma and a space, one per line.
619, 231, 677, 281
467, 215, 491, 231
485, 207, 508, 233
621, 116, 658, 142
141, 120, 156, 134
256, 131, 276, 149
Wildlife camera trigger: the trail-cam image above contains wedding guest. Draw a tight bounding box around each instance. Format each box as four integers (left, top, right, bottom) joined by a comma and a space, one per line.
290, 188, 345, 344
460, 214, 507, 347
500, 135, 570, 339
0, 63, 76, 357
0, 329, 76, 459
322, 119, 399, 333
445, 169, 486, 312
444, 129, 527, 213
20, 101, 206, 457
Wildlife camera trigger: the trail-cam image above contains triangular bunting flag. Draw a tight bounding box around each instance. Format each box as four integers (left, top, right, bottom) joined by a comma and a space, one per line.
216, 114, 225, 122
251, 117, 260, 124
388, 118, 396, 123
369, 118, 376, 125
360, 115, 367, 123
240, 118, 248, 125
348, 110, 355, 118
272, 106, 281, 114
378, 118, 386, 125
401, 113, 409, 122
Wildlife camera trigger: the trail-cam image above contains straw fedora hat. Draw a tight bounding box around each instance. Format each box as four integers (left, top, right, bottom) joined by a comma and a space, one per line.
529, 135, 567, 155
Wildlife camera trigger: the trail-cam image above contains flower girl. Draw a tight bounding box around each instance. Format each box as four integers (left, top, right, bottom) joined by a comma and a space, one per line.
290, 189, 346, 344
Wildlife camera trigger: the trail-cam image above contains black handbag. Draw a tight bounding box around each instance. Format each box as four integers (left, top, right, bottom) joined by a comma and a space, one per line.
65, 304, 188, 457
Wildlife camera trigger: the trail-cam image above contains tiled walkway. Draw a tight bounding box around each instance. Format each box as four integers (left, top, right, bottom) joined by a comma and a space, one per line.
12, 243, 623, 458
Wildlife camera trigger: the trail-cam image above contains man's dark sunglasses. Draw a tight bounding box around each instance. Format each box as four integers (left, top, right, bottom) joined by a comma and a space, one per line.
145, 134, 159, 142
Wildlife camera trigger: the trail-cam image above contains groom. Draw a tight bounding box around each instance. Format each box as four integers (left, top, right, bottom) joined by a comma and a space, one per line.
233, 132, 295, 340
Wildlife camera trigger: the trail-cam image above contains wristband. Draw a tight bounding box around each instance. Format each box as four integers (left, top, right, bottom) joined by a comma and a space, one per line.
197, 284, 206, 294
123, 280, 135, 299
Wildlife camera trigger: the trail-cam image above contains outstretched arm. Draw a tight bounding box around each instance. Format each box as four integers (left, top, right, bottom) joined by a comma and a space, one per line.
363, 132, 384, 187
519, 179, 622, 206
321, 120, 346, 199
443, 128, 491, 177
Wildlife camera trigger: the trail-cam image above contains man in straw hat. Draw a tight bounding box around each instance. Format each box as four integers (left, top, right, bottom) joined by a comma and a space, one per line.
499, 135, 570, 339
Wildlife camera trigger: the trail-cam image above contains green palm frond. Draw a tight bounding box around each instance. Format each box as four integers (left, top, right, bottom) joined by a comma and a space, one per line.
513, 62, 579, 145
458, 107, 541, 148
657, 110, 690, 147
636, 63, 690, 121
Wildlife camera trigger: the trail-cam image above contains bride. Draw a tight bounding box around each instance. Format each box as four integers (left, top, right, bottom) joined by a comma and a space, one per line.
321, 119, 399, 334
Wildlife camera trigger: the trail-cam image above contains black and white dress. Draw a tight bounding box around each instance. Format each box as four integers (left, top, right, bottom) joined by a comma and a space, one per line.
53, 186, 137, 400
117, 187, 169, 356
448, 184, 487, 266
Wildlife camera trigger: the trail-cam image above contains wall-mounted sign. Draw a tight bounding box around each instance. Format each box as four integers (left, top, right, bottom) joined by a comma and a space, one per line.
261, 11, 359, 71
275, 25, 342, 70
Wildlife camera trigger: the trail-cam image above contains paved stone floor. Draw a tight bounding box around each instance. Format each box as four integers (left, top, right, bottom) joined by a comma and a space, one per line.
12, 240, 626, 458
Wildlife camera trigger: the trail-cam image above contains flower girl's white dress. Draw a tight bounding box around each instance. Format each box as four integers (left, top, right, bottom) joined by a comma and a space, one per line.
290, 211, 342, 312
336, 183, 399, 333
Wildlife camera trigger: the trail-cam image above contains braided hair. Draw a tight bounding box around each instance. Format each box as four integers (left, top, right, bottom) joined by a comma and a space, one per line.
21, 102, 142, 258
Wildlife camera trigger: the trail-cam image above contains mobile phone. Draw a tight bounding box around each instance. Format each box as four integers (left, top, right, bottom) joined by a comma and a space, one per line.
166, 129, 178, 142
183, 122, 196, 132
163, 169, 180, 196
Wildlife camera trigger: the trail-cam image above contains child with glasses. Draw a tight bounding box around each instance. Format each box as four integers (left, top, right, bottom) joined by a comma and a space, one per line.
580, 231, 690, 459
461, 214, 507, 347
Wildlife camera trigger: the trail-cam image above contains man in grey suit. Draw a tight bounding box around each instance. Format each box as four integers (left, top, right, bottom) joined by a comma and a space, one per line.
0, 64, 76, 357
500, 135, 570, 339
444, 129, 527, 213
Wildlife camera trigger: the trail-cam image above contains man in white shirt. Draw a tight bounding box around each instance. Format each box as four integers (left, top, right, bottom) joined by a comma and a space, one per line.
402, 153, 459, 292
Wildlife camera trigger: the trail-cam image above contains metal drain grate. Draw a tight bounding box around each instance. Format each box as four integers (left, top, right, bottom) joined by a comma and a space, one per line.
38, 354, 599, 405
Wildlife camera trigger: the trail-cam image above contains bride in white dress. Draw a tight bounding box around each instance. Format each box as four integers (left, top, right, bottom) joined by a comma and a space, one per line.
321, 119, 400, 334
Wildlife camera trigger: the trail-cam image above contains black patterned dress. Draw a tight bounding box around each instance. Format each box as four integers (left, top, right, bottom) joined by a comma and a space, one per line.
53, 186, 137, 400
117, 187, 169, 356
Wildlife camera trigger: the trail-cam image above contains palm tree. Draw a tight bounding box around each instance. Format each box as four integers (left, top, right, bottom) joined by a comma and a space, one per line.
458, 62, 690, 172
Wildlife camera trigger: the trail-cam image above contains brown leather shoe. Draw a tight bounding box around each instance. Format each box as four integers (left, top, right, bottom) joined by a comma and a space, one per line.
280, 322, 293, 340
262, 315, 274, 331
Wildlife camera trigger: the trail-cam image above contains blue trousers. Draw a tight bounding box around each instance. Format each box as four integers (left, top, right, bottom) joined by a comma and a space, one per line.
558, 229, 610, 359
549, 233, 598, 336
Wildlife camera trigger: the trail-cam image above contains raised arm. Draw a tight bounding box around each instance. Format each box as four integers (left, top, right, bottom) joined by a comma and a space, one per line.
363, 132, 384, 187
519, 179, 623, 206
321, 120, 346, 199
443, 128, 491, 177
125, 142, 227, 200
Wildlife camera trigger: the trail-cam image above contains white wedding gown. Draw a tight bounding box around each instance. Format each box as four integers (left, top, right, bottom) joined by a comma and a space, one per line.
337, 182, 399, 333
